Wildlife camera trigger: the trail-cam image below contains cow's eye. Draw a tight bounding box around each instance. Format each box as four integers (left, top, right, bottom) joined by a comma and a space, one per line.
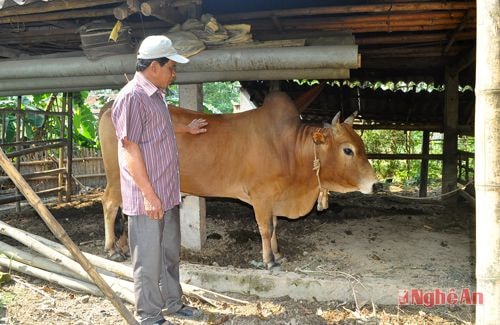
343, 148, 354, 156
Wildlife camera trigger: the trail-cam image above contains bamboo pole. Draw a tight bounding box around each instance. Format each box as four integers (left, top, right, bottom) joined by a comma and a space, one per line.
0, 241, 89, 280
0, 148, 137, 324
0, 256, 103, 297
475, 0, 500, 323
0, 221, 134, 300
28, 232, 133, 280
7, 221, 249, 305
30, 232, 249, 305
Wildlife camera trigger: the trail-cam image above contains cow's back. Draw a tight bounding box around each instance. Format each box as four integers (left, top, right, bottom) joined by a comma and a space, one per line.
172, 92, 301, 203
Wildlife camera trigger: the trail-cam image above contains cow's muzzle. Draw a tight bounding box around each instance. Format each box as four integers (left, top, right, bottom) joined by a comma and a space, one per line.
372, 182, 384, 193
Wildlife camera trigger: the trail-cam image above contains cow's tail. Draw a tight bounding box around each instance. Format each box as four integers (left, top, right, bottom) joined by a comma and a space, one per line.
114, 206, 127, 239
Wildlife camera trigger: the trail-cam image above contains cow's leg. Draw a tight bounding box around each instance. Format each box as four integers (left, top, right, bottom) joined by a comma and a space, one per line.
271, 215, 283, 262
102, 186, 126, 260
254, 205, 278, 269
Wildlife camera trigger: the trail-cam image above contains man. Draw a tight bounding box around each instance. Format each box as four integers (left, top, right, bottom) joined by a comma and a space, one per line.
112, 35, 207, 325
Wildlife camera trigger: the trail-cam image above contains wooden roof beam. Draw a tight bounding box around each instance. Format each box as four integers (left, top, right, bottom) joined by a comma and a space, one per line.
270, 14, 283, 33
443, 9, 475, 54
449, 47, 476, 74
0, 7, 115, 24
356, 31, 476, 46
141, 0, 183, 25
248, 11, 471, 31
0, 0, 123, 18
217, 2, 476, 22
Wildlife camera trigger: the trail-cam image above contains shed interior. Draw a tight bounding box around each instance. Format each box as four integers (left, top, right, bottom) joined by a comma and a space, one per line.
0, 0, 477, 197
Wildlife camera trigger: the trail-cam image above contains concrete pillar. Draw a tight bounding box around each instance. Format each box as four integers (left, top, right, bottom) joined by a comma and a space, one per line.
475, 0, 500, 323
178, 84, 206, 251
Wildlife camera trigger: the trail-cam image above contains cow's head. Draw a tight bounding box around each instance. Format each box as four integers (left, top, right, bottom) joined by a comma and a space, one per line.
313, 111, 379, 194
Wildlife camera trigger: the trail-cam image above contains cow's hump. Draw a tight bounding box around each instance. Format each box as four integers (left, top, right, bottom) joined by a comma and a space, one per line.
261, 91, 300, 122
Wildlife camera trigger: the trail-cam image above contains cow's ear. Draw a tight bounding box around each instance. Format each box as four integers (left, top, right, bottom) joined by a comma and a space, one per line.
313, 129, 327, 144
344, 111, 358, 125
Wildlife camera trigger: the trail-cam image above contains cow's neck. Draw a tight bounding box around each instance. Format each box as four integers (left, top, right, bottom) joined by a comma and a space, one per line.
273, 125, 324, 217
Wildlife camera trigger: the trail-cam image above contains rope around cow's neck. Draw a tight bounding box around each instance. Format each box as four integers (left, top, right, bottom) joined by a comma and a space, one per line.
313, 143, 329, 211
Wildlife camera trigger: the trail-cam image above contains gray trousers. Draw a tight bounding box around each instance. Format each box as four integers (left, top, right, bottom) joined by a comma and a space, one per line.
128, 206, 183, 324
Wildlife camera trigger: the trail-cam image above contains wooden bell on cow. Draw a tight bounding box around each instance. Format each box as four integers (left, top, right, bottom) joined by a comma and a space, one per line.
317, 188, 329, 211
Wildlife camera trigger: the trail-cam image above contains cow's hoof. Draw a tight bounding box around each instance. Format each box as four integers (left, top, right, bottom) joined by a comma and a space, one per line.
108, 251, 127, 262
250, 260, 266, 269
266, 261, 281, 270
274, 254, 286, 264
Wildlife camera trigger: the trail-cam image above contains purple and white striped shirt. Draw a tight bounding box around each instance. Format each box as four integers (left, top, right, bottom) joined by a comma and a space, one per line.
111, 72, 181, 215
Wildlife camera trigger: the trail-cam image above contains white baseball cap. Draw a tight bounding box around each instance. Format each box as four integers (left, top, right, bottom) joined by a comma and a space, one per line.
137, 35, 189, 63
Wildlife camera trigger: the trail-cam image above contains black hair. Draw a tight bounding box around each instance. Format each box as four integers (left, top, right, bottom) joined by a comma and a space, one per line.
136, 57, 170, 72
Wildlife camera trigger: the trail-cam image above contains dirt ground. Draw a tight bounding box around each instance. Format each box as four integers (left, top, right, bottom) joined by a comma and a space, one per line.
0, 189, 476, 324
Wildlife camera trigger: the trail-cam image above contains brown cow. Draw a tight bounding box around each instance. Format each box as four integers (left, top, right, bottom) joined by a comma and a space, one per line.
99, 90, 379, 268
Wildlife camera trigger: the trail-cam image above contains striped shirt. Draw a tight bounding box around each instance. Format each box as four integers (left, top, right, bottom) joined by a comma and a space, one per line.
111, 72, 181, 215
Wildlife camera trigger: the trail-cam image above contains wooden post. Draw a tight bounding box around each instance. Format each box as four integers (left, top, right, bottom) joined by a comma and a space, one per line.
66, 93, 73, 202
419, 130, 430, 197
59, 93, 65, 202
0, 147, 137, 324
15, 96, 22, 212
475, 0, 500, 323
441, 67, 459, 196
178, 84, 206, 251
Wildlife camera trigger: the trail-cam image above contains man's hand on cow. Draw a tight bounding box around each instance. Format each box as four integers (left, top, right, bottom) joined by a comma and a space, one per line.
186, 118, 208, 135
143, 193, 164, 220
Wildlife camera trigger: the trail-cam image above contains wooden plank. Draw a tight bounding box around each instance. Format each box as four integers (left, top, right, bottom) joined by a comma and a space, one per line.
0, 168, 66, 185
0, 0, 123, 18
0, 7, 115, 24
6, 142, 67, 159
0, 186, 64, 204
